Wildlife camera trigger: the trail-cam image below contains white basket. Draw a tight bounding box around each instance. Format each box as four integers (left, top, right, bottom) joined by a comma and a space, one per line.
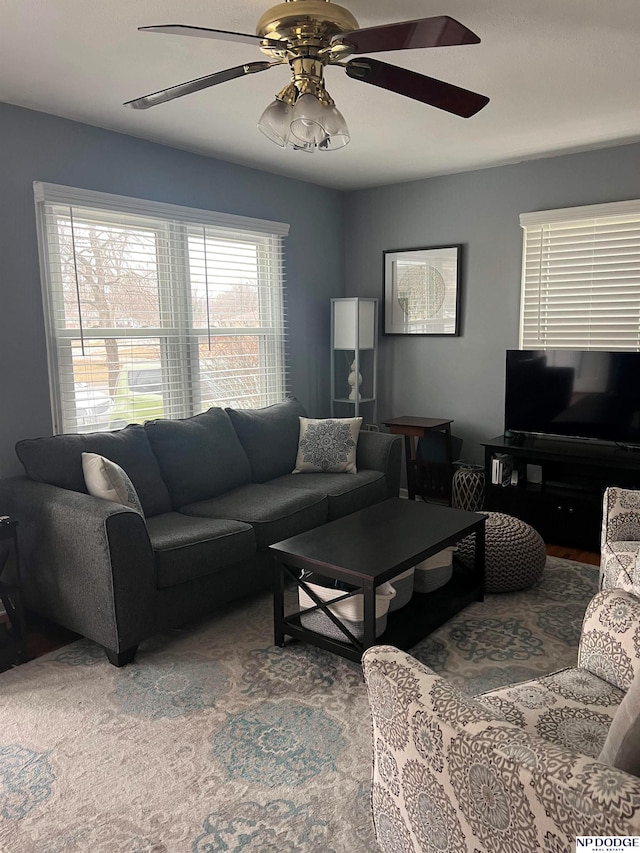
298, 581, 396, 642
298, 581, 396, 622
388, 567, 415, 611
414, 547, 455, 593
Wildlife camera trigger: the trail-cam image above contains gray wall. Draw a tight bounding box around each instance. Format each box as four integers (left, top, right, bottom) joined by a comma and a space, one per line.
0, 103, 344, 476
344, 142, 640, 462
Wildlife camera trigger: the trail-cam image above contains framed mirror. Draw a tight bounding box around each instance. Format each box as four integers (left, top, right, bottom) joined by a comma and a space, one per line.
383, 245, 462, 336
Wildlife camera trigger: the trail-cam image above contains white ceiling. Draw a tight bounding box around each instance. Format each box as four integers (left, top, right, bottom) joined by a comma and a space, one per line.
1, 0, 640, 190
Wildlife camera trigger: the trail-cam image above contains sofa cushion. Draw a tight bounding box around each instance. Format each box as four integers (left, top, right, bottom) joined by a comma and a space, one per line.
145, 512, 256, 589
16, 424, 171, 518
226, 396, 307, 483
180, 483, 328, 549
145, 408, 252, 509
293, 417, 363, 473
268, 470, 387, 520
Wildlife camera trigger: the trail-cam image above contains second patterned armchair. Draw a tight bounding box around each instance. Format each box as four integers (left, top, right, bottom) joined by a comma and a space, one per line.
362, 587, 640, 852
600, 486, 640, 592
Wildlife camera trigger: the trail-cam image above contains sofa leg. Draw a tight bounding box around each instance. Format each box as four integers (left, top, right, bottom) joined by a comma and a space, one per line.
104, 645, 138, 667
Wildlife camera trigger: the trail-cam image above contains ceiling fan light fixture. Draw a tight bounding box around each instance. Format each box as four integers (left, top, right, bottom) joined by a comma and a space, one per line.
315, 103, 350, 151
257, 98, 294, 147
288, 93, 350, 151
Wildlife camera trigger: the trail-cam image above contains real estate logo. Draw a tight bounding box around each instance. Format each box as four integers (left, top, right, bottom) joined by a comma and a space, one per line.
576, 839, 640, 851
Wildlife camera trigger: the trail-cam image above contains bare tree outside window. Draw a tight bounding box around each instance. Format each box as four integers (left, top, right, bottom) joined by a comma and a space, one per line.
37, 190, 286, 434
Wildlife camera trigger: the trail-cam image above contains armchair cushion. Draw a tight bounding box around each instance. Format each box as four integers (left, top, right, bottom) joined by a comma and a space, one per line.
477, 667, 623, 756
577, 588, 640, 691
600, 669, 640, 777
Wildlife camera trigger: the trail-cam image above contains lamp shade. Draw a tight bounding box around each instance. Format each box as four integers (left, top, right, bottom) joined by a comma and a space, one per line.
332, 298, 377, 350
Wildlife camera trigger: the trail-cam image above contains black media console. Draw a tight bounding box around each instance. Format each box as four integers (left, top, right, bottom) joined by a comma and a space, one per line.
483, 434, 640, 551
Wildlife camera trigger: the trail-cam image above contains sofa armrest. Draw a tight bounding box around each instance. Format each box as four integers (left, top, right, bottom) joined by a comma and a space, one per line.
356, 431, 402, 497
362, 645, 640, 853
0, 475, 156, 653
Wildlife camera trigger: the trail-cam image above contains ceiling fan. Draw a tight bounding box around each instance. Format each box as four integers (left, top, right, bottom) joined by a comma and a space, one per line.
124, 0, 489, 153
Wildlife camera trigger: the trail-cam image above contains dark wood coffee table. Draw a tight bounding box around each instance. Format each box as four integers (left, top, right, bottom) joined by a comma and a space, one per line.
270, 497, 486, 662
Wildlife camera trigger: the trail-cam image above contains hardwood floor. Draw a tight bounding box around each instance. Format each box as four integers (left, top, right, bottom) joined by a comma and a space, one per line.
545, 544, 600, 566
25, 613, 79, 661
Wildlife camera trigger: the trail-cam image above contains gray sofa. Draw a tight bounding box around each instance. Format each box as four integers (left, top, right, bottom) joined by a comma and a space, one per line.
0, 397, 401, 666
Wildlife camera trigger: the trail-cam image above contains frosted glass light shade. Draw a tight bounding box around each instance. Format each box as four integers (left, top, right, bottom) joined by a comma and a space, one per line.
289, 94, 350, 152
316, 104, 350, 151
258, 99, 294, 148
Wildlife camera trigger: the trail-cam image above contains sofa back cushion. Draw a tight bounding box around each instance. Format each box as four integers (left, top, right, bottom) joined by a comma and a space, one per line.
16, 424, 171, 517
226, 396, 307, 483
145, 408, 251, 508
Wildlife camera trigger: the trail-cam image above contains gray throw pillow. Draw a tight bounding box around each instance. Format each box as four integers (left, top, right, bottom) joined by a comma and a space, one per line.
599, 669, 640, 776
293, 417, 363, 474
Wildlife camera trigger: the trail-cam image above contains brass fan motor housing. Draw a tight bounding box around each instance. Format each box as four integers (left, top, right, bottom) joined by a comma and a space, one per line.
256, 0, 359, 59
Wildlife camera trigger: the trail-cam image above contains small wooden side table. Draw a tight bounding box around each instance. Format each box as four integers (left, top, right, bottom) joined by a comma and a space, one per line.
382, 416, 454, 503
0, 516, 27, 671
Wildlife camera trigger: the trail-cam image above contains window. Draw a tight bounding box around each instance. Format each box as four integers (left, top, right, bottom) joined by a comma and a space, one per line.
34, 183, 289, 433
519, 199, 640, 350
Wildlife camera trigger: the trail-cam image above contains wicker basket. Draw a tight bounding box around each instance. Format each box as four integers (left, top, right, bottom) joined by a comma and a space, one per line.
414, 547, 455, 593
388, 567, 415, 611
299, 579, 396, 642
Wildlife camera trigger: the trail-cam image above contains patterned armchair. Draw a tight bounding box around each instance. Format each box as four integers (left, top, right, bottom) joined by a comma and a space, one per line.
362, 588, 640, 852
600, 486, 640, 592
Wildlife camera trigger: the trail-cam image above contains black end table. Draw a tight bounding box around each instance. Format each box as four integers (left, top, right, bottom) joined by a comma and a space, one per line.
382, 416, 455, 503
0, 517, 27, 671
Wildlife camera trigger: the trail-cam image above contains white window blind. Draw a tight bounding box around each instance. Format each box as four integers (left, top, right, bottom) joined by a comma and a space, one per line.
34, 182, 289, 434
520, 199, 640, 350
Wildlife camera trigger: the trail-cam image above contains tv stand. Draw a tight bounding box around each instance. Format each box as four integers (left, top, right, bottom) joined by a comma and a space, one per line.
482, 435, 640, 551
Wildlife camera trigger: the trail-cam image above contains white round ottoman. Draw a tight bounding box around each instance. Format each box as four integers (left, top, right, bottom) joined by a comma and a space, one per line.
457, 511, 546, 593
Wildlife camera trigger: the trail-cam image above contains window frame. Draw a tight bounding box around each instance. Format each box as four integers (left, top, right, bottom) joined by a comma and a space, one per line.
34, 182, 289, 433
519, 198, 640, 351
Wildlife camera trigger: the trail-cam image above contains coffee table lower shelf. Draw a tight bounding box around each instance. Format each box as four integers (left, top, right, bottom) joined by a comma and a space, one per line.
279, 566, 482, 664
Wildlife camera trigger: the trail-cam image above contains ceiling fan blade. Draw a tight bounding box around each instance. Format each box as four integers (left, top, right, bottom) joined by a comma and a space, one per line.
124, 62, 273, 110
345, 58, 489, 118
332, 16, 480, 54
139, 24, 284, 50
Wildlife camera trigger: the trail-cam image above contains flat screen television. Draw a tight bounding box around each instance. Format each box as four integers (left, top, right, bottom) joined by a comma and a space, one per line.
505, 349, 640, 445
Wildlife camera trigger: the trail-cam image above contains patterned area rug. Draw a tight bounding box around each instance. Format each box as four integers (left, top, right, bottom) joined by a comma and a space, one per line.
0, 556, 598, 852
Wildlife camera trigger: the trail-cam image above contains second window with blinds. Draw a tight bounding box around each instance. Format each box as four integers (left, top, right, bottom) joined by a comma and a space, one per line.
519, 199, 640, 351
35, 183, 289, 434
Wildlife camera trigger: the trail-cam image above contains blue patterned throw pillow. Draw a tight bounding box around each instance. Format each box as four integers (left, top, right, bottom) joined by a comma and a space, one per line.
293, 417, 363, 474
